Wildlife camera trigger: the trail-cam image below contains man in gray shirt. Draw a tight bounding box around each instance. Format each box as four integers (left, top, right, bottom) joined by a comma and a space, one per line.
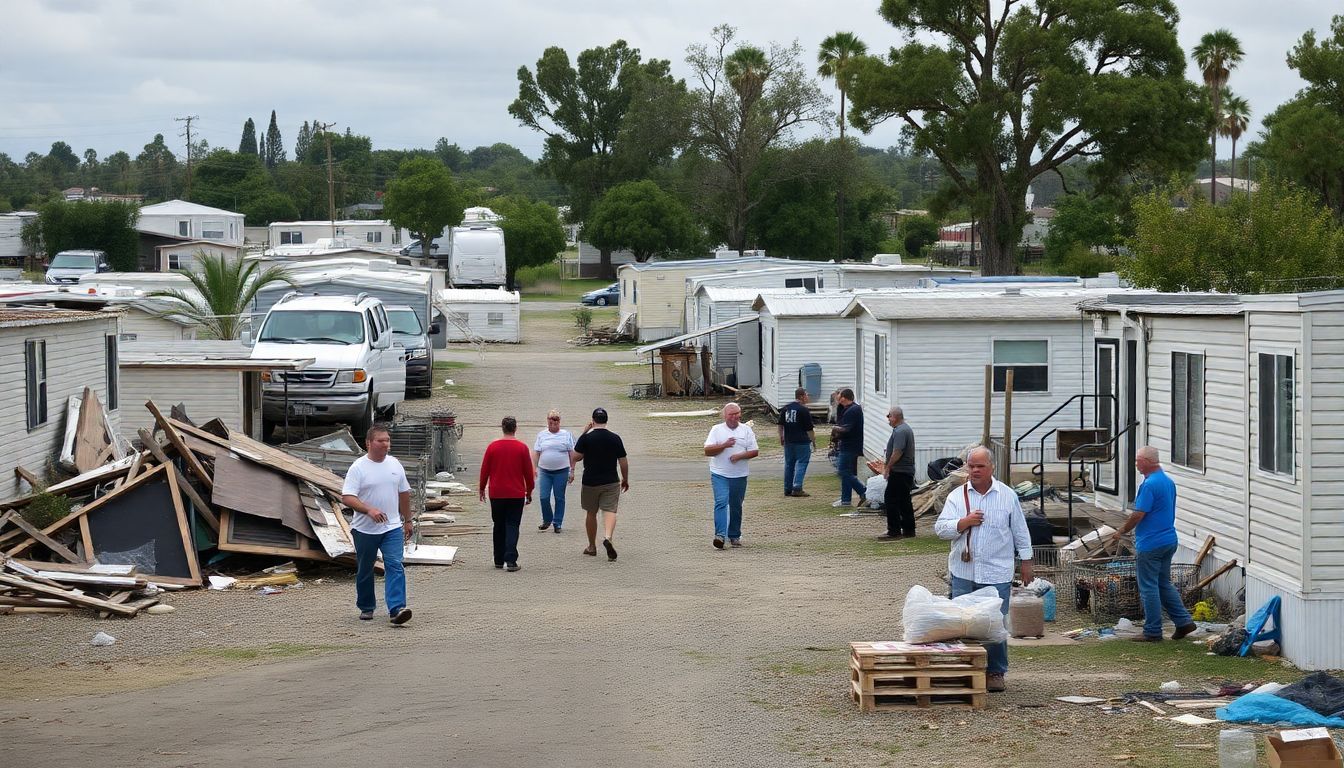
878, 406, 917, 540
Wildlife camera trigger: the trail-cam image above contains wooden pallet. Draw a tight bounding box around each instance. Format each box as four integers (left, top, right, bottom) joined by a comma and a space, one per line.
849, 641, 987, 671
850, 661, 986, 696
851, 683, 987, 712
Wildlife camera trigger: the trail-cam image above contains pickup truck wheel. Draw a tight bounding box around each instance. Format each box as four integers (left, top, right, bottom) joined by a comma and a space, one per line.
354, 395, 374, 439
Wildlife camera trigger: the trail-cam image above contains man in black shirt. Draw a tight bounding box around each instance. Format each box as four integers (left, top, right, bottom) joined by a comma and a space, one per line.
778, 387, 815, 497
572, 407, 629, 561
832, 388, 866, 507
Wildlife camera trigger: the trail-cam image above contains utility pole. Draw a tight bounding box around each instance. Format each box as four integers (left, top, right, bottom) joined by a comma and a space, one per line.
175, 115, 199, 199
315, 121, 337, 240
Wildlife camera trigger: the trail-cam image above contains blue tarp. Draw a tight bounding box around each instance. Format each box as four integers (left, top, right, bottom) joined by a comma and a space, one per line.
1216, 693, 1344, 728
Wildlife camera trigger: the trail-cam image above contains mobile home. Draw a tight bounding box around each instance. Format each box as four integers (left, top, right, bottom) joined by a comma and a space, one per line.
755, 293, 860, 410
436, 288, 521, 343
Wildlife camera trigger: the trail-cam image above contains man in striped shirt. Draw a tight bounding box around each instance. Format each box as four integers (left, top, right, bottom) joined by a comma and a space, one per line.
933, 446, 1034, 692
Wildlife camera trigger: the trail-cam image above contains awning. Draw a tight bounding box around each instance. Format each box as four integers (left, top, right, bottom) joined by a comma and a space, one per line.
633, 315, 758, 356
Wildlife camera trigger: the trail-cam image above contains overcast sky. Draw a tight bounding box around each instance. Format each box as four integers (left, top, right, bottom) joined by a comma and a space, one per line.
0, 0, 1333, 165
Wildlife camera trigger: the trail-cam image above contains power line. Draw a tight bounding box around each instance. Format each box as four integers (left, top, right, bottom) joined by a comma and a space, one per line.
175, 115, 199, 198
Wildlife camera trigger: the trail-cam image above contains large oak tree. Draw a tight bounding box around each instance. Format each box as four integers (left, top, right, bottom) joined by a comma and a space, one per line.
846, 0, 1208, 275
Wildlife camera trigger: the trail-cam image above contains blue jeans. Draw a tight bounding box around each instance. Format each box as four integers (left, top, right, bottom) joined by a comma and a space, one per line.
537, 467, 569, 528
353, 528, 406, 616
837, 450, 866, 503
950, 576, 1011, 675
783, 442, 812, 493
710, 473, 748, 540
1136, 543, 1193, 638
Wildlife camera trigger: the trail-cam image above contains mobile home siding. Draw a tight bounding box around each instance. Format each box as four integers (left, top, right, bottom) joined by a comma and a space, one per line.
120, 310, 195, 342
1145, 315, 1249, 569
762, 314, 857, 409
0, 317, 120, 499
118, 368, 244, 441
859, 314, 890, 457
1309, 309, 1344, 593
1246, 572, 1344, 670
1246, 312, 1305, 589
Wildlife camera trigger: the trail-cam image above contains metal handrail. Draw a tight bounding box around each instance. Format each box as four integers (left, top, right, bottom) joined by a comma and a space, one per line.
1063, 420, 1138, 541
1014, 393, 1119, 453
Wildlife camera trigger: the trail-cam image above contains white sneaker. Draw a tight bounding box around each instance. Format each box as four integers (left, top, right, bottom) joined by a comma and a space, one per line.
831, 499, 847, 508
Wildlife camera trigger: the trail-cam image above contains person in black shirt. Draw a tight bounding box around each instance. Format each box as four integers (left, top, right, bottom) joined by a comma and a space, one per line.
778, 387, 815, 497
571, 407, 629, 561
831, 388, 866, 507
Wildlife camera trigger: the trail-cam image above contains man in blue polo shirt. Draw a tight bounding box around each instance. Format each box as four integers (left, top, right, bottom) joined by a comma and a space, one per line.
1112, 446, 1196, 642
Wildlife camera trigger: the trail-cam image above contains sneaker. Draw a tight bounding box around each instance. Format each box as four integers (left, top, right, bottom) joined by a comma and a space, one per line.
713, 536, 725, 549
603, 538, 617, 561
831, 499, 848, 508
505, 563, 521, 572
875, 533, 902, 541
1171, 623, 1198, 640
784, 490, 794, 497
390, 607, 412, 626
553, 526, 562, 534
729, 539, 742, 548
792, 490, 811, 498
358, 610, 374, 621
538, 522, 551, 531
1130, 634, 1163, 643
986, 673, 1006, 692
582, 546, 597, 556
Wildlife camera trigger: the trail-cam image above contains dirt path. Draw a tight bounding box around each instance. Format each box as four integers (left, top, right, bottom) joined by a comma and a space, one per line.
0, 304, 1236, 768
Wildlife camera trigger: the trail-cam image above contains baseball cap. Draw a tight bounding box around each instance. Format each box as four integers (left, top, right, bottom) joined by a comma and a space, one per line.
592, 407, 609, 423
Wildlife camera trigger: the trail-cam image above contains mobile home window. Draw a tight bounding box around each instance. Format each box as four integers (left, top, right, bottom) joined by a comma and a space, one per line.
1171, 352, 1206, 470
105, 335, 119, 411
177, 220, 190, 237
1258, 353, 1294, 475
201, 221, 225, 239
366, 232, 383, 243
784, 277, 818, 293
874, 334, 887, 393
487, 312, 504, 326
992, 340, 1048, 392
167, 253, 182, 270
280, 231, 302, 245
25, 340, 47, 430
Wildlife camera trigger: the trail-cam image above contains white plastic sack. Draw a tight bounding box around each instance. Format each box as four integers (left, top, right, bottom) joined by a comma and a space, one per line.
901, 585, 1008, 644
864, 475, 887, 508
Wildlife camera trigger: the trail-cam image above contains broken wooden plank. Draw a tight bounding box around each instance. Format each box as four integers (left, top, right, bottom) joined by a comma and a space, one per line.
34, 572, 146, 589
146, 401, 214, 492
3, 512, 84, 564
299, 482, 355, 559
7, 559, 135, 576
13, 465, 42, 491
137, 429, 219, 532
170, 418, 345, 495
116, 450, 147, 489
72, 387, 117, 472
0, 573, 138, 615
1191, 535, 1216, 571
1138, 700, 1168, 716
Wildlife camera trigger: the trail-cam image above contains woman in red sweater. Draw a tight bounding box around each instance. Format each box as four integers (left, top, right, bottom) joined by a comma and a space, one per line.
479, 416, 535, 571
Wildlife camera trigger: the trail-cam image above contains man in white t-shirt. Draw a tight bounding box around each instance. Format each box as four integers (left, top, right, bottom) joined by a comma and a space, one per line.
703, 402, 759, 550
341, 425, 413, 625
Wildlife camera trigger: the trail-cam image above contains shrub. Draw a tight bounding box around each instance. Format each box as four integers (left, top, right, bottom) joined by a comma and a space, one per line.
21, 491, 72, 529
572, 306, 593, 335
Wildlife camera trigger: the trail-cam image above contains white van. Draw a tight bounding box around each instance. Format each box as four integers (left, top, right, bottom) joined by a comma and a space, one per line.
448, 225, 506, 288
250, 293, 406, 438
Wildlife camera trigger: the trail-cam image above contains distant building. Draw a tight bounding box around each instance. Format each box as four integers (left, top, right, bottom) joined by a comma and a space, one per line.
1190, 177, 1259, 205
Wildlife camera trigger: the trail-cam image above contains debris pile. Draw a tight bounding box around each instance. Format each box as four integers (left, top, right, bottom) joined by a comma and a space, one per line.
1, 397, 464, 618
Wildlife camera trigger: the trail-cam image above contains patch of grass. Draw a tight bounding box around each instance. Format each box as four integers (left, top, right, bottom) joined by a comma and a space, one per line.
431, 359, 481, 399
1016, 641, 1306, 687
193, 642, 347, 661
806, 535, 951, 557
433, 360, 473, 370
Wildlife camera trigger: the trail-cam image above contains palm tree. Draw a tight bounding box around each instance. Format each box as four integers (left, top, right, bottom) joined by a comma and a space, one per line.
150, 251, 296, 340
1192, 30, 1245, 203
725, 45, 770, 108
817, 32, 867, 143
1220, 93, 1251, 194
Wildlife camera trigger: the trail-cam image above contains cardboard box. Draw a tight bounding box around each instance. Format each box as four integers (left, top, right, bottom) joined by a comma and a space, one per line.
1266, 731, 1343, 768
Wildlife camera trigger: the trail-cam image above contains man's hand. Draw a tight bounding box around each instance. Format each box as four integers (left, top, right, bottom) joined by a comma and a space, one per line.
567, 471, 575, 485
526, 494, 532, 505
478, 491, 486, 503
958, 511, 984, 532
402, 520, 413, 541
366, 507, 387, 523
722, 436, 737, 450
620, 479, 629, 492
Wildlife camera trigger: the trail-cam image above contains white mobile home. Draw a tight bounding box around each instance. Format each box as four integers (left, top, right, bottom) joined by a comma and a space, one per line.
687, 286, 807, 388
0, 307, 121, 500
118, 341, 311, 442
0, 212, 38, 262
684, 266, 841, 331
137, 200, 244, 247
3, 291, 198, 343
618, 257, 800, 342
436, 288, 521, 343
835, 263, 973, 290
844, 290, 1102, 469
755, 293, 860, 410
575, 242, 638, 278
267, 220, 406, 249
1082, 292, 1344, 671
156, 240, 243, 273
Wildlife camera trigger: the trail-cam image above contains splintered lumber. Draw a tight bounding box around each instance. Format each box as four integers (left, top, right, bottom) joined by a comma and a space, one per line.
0, 572, 138, 616
7, 559, 134, 576
299, 482, 355, 559
13, 465, 42, 491
146, 401, 213, 492
169, 418, 345, 496
4, 512, 84, 563
1192, 535, 1216, 571
138, 429, 219, 532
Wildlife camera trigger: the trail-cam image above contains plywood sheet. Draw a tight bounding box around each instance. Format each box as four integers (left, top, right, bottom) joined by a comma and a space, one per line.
212, 451, 313, 534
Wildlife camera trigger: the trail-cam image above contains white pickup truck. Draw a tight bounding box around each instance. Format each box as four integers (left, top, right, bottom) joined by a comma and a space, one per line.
250, 293, 406, 438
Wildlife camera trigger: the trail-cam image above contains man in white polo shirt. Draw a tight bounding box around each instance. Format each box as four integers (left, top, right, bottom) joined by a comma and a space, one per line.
703, 402, 759, 550
933, 445, 1034, 692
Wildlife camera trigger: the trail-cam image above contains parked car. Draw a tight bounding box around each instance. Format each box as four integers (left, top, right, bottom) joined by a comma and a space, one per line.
580, 282, 620, 306
399, 237, 446, 257
45, 249, 111, 284
249, 292, 406, 438
385, 304, 439, 397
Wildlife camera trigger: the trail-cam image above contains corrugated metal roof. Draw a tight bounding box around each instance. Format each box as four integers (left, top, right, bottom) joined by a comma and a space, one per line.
633, 314, 758, 355
1079, 292, 1244, 315
0, 307, 112, 328
437, 288, 520, 304
120, 340, 312, 370
699, 286, 806, 302
851, 289, 1107, 320
753, 293, 857, 317
2, 291, 197, 325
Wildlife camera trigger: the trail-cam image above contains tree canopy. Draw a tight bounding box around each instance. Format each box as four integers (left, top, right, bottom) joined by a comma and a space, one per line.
495, 196, 566, 289
382, 158, 465, 260
33, 198, 140, 270
846, 0, 1208, 275
586, 180, 697, 263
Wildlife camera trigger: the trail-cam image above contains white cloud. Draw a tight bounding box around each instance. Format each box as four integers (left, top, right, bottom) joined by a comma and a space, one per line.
131, 78, 205, 105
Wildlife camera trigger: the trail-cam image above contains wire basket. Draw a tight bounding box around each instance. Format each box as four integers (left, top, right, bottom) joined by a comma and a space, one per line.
629, 383, 661, 400
1065, 557, 1203, 621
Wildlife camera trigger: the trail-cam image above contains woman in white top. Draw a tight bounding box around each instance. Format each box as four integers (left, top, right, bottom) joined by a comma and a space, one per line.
531, 409, 576, 533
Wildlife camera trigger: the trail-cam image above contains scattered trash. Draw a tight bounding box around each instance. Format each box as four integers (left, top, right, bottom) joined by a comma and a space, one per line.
256, 586, 285, 596
1057, 695, 1107, 705
444, 378, 455, 386
208, 575, 237, 590
145, 604, 175, 615
90, 631, 116, 647
1168, 713, 1220, 726
1217, 729, 1256, 768
1161, 681, 1182, 692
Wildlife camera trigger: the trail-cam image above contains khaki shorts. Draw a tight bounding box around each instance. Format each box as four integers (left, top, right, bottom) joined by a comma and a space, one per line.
580, 482, 621, 513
